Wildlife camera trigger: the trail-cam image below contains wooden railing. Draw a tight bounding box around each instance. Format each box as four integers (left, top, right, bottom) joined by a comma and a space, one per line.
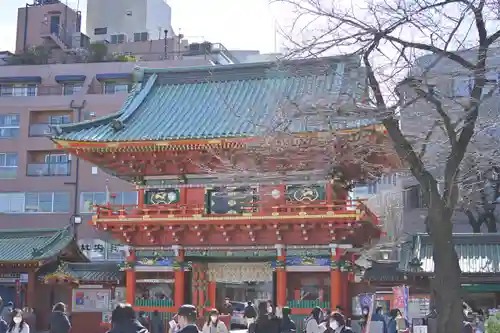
95, 199, 373, 221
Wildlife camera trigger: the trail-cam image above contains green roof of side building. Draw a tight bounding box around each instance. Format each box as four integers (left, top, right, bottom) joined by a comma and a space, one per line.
52, 56, 373, 142
399, 233, 500, 274
0, 227, 80, 262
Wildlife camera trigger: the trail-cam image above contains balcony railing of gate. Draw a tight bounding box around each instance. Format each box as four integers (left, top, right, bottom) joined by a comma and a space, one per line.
95, 199, 369, 221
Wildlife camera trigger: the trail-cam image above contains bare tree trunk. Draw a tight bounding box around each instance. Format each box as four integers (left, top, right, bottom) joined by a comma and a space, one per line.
428, 204, 463, 333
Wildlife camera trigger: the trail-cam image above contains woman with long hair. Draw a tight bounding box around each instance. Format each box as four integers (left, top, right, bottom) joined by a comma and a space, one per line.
202, 309, 228, 333
107, 303, 148, 333
7, 309, 29, 333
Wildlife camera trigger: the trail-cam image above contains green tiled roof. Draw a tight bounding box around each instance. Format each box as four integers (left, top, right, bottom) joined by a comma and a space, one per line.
400, 233, 500, 274
0, 227, 75, 262
52, 56, 372, 142
66, 262, 123, 282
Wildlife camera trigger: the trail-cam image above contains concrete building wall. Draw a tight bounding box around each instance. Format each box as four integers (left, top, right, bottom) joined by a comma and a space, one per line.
0, 58, 212, 261
16, 2, 80, 53
86, 0, 172, 43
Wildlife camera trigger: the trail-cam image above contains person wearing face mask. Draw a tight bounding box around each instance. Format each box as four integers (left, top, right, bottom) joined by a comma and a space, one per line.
329, 312, 353, 333
202, 309, 228, 333
7, 309, 29, 333
176, 305, 201, 333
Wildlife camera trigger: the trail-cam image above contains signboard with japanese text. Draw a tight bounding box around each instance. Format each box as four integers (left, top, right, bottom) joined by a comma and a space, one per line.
78, 239, 125, 261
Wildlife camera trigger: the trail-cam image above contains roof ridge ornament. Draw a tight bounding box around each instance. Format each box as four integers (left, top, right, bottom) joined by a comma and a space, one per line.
132, 66, 145, 83
111, 119, 124, 132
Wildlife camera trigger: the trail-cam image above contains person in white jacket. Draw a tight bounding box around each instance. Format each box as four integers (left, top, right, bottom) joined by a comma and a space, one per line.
202, 309, 229, 333
6, 309, 29, 333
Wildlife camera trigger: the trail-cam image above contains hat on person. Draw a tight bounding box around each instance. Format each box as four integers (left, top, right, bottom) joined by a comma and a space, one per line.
178, 304, 197, 318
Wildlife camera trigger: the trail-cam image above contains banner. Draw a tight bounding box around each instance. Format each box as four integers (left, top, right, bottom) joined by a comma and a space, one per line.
359, 294, 374, 311
392, 285, 409, 320
359, 294, 375, 333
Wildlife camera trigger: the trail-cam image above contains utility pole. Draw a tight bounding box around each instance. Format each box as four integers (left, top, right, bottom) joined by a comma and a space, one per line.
65, 99, 86, 239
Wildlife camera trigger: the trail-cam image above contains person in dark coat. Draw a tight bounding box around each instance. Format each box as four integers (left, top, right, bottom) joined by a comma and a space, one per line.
0, 302, 13, 322
249, 301, 280, 333
0, 297, 8, 333
48, 303, 71, 333
107, 303, 148, 333
279, 307, 296, 333
371, 307, 387, 333
150, 310, 165, 333
244, 302, 257, 319
138, 311, 149, 330
220, 298, 232, 316
176, 304, 200, 333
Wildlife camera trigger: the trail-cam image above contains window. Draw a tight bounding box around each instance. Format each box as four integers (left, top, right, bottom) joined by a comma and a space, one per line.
80, 191, 138, 213
49, 115, 71, 125
403, 185, 427, 210
83, 111, 96, 121
0, 84, 37, 97
134, 32, 149, 42
110, 34, 126, 44
0, 193, 25, 213
452, 73, 499, 98
44, 153, 69, 164
80, 192, 107, 213
94, 27, 108, 35
0, 114, 20, 138
62, 83, 83, 95
0, 192, 69, 213
0, 153, 18, 167
103, 82, 131, 94
0, 153, 17, 179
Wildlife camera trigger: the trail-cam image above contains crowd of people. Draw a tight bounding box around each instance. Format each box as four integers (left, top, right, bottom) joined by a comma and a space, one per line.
0, 297, 72, 333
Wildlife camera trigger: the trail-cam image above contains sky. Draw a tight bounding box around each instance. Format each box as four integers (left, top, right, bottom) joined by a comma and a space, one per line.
1, 0, 285, 53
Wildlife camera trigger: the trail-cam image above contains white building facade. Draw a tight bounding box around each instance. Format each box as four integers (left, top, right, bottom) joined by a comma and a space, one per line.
86, 0, 173, 43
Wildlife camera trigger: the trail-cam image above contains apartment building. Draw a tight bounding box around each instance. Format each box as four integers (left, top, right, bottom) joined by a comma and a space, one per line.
0, 57, 214, 262
397, 48, 500, 234
86, 0, 173, 43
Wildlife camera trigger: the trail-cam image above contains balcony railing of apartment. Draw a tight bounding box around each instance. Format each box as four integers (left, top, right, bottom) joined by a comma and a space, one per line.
26, 162, 71, 176
0, 166, 17, 179
95, 199, 371, 221
29, 122, 71, 137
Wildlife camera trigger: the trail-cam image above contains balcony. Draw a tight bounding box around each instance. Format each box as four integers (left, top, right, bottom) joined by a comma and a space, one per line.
26, 162, 71, 176
95, 199, 374, 223
0, 166, 17, 179
29, 123, 54, 137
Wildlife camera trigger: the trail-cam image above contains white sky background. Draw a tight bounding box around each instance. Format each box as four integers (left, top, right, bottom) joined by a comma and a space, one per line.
1, 0, 294, 53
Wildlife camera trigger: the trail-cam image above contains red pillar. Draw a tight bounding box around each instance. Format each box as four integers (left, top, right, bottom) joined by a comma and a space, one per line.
330, 246, 342, 311
137, 188, 145, 210
276, 244, 287, 308
208, 281, 216, 309
174, 246, 185, 308
125, 251, 136, 305
27, 270, 36, 309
